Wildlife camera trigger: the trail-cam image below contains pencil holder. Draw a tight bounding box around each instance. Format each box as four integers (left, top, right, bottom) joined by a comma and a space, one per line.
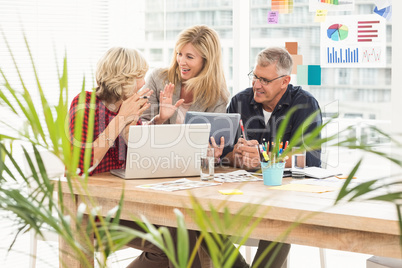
261, 161, 286, 186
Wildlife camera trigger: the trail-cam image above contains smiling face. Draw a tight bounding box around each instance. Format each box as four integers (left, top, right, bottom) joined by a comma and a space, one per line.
176, 43, 204, 81
252, 64, 290, 112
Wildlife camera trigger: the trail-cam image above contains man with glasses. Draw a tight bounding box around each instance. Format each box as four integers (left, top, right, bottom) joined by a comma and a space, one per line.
223, 46, 321, 170
221, 47, 322, 267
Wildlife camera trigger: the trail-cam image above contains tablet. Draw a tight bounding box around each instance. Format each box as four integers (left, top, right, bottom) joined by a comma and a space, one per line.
184, 111, 241, 147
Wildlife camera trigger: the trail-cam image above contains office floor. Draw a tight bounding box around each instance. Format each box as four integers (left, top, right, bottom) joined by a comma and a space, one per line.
0, 213, 371, 268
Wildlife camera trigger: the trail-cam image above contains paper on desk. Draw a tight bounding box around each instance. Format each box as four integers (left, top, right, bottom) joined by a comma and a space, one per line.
214, 170, 262, 183
269, 183, 337, 193
137, 178, 221, 192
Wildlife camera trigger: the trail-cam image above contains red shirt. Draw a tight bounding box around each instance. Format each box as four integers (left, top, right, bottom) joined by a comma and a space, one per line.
69, 91, 141, 175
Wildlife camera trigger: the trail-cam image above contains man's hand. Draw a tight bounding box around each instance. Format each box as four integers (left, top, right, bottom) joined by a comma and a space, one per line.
237, 138, 260, 169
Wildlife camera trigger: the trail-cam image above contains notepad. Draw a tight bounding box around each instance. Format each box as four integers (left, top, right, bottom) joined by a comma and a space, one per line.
302, 167, 342, 179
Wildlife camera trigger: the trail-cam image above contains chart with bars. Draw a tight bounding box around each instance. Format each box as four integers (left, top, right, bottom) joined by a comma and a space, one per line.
309, 0, 354, 12
321, 0, 339, 5
272, 0, 294, 14
357, 20, 380, 42
327, 47, 358, 63
320, 14, 386, 68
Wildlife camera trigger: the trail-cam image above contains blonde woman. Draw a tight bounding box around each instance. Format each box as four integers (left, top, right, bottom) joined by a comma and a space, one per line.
69, 47, 153, 175
69, 47, 196, 268
142, 25, 230, 156
140, 26, 249, 268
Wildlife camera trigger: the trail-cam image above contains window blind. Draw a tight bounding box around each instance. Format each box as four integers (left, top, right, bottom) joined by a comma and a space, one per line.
0, 0, 110, 119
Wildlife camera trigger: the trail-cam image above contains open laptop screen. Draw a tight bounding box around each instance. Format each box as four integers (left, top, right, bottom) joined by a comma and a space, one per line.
111, 123, 211, 179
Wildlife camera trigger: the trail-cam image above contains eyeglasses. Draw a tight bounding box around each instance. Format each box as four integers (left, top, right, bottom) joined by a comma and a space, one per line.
248, 71, 286, 86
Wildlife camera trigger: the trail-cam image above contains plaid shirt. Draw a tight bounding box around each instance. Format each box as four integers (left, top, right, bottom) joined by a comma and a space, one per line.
69, 91, 141, 175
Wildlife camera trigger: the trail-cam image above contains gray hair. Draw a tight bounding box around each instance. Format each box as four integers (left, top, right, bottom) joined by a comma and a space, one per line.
256, 47, 293, 76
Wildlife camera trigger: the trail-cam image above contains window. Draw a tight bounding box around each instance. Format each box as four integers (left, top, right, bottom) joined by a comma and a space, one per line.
0, 0, 109, 136
140, 0, 235, 95
338, 69, 350, 85
249, 0, 392, 123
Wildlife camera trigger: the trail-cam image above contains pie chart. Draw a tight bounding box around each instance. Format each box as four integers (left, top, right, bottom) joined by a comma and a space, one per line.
327, 24, 349, 41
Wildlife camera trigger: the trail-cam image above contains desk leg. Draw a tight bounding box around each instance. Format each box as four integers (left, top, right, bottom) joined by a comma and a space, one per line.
198, 246, 213, 268
59, 193, 94, 268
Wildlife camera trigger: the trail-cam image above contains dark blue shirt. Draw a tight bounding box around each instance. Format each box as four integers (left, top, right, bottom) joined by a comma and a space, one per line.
225, 84, 322, 167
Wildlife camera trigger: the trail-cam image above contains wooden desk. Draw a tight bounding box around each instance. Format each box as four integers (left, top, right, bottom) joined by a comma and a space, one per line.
59, 167, 401, 267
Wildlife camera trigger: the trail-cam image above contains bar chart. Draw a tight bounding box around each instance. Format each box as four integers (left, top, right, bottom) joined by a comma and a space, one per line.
309, 0, 354, 12
326, 47, 358, 64
272, 0, 294, 14
320, 0, 339, 5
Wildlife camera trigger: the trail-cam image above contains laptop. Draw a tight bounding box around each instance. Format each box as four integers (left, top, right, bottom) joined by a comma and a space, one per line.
184, 111, 241, 147
110, 123, 211, 179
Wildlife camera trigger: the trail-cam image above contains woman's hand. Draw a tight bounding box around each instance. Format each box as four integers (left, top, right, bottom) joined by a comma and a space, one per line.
158, 83, 184, 123
118, 88, 153, 126
209, 136, 225, 164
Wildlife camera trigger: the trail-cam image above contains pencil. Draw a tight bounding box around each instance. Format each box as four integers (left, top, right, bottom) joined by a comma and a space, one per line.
239, 119, 246, 139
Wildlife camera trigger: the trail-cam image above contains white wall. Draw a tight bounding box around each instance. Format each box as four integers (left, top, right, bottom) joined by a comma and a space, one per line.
392, 1, 402, 177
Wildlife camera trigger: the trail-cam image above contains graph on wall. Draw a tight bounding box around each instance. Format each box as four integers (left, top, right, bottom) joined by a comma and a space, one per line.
373, 0, 392, 21
309, 0, 354, 12
271, 0, 294, 14
320, 15, 386, 68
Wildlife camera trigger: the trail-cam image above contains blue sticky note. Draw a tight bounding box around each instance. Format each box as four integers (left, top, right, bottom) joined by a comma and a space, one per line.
297, 65, 308, 85
308, 65, 321, 85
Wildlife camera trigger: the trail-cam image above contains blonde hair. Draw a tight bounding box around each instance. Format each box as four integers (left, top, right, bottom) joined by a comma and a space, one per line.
164, 25, 229, 109
257, 47, 293, 76
96, 47, 149, 103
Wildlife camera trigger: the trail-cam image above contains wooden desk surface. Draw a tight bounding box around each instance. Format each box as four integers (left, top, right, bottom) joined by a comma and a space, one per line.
60, 167, 401, 259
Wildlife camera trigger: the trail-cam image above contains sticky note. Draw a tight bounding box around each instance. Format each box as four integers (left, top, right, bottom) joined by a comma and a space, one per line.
315, 9, 328, 22
297, 65, 308, 85
286, 42, 298, 55
308, 65, 321, 85
267, 11, 279, 24
269, 184, 336, 193
218, 189, 243, 195
291, 54, 303, 74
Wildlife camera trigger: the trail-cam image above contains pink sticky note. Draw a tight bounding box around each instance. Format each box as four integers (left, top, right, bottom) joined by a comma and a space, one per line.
267, 11, 279, 24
